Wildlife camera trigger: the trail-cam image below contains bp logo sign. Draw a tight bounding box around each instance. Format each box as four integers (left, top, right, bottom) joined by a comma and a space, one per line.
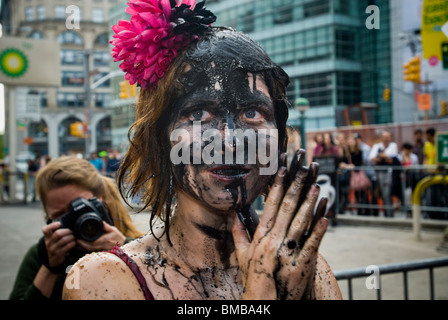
0, 48, 28, 78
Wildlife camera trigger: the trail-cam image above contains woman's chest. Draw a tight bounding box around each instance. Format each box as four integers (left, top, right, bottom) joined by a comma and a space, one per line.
143, 261, 243, 300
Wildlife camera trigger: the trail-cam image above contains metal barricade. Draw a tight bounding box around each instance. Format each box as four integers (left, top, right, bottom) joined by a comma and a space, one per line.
334, 164, 448, 219
334, 257, 448, 300
0, 171, 29, 204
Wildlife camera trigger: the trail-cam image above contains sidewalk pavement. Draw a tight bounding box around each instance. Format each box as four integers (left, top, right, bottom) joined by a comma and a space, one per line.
1, 202, 447, 300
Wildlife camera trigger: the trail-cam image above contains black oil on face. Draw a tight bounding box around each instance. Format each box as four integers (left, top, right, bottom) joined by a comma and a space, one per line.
167, 64, 278, 213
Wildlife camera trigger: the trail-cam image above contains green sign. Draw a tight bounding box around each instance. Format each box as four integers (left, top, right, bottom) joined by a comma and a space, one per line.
436, 132, 448, 164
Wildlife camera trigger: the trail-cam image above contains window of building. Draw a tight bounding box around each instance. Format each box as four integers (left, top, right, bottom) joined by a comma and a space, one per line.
273, 0, 293, 25
238, 5, 254, 33
61, 71, 85, 87
92, 8, 104, 22
28, 31, 45, 39
333, 0, 352, 15
335, 28, 358, 60
94, 33, 109, 47
336, 71, 361, 106
93, 51, 110, 66
60, 50, 84, 65
57, 92, 85, 108
303, 0, 330, 18
55, 5, 66, 19
36, 5, 46, 20
25, 7, 34, 21
57, 31, 84, 45
296, 72, 333, 107
95, 93, 111, 108
28, 120, 48, 138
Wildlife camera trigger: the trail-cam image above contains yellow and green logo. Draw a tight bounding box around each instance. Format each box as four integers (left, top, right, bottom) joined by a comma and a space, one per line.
0, 48, 28, 78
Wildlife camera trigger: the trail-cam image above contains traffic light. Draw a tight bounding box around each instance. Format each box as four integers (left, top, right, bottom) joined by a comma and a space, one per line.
403, 56, 421, 83
70, 122, 86, 138
442, 43, 448, 70
119, 80, 138, 99
119, 81, 129, 99
383, 87, 390, 101
130, 83, 137, 97
442, 100, 447, 116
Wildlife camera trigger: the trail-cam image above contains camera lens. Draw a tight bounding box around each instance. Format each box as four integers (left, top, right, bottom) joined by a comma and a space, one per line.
75, 213, 104, 242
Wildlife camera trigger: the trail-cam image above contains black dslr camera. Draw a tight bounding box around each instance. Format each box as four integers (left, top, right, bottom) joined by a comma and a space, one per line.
50, 197, 113, 242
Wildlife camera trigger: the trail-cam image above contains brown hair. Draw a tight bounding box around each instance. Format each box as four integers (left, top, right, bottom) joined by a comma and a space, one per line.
36, 156, 142, 239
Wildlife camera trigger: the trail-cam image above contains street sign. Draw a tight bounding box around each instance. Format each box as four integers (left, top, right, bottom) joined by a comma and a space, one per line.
418, 93, 432, 111
436, 131, 448, 164
421, 0, 448, 80
0, 37, 60, 87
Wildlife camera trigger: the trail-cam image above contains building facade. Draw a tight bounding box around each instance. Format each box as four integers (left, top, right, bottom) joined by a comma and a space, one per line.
0, 0, 119, 158
108, 0, 136, 153
390, 0, 448, 123
206, 0, 392, 130
105, 0, 394, 153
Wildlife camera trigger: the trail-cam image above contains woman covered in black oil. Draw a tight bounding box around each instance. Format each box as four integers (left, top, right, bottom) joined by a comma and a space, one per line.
63, 0, 342, 300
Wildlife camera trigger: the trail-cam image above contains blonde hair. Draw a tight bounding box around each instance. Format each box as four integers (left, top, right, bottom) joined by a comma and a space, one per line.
36, 156, 143, 239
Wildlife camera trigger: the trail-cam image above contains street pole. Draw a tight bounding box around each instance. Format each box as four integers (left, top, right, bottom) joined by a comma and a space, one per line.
300, 110, 306, 152
84, 50, 92, 157
7, 86, 17, 200
295, 97, 310, 157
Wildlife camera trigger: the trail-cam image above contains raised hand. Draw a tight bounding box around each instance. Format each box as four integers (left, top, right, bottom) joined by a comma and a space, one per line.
233, 149, 329, 300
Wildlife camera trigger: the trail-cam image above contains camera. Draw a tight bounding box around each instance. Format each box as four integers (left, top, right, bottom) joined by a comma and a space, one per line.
50, 197, 113, 242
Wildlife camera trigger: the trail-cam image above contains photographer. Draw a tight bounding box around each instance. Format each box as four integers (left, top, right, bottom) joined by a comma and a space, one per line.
9, 156, 143, 300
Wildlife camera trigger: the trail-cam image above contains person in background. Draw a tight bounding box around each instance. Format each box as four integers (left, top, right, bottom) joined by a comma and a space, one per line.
354, 133, 378, 216
340, 134, 369, 215
369, 131, 398, 217
422, 128, 446, 218
423, 128, 436, 166
89, 152, 103, 172
106, 150, 121, 178
27, 157, 40, 202
413, 129, 424, 165
0, 161, 9, 200
398, 142, 419, 215
9, 156, 143, 300
315, 132, 340, 157
399, 142, 419, 167
334, 132, 350, 214
312, 133, 324, 157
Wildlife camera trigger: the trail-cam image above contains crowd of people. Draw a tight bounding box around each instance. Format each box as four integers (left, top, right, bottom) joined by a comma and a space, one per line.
308, 127, 442, 217
0, 149, 123, 203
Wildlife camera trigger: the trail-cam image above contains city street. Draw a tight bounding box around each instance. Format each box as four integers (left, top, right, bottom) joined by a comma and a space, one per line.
1, 201, 447, 300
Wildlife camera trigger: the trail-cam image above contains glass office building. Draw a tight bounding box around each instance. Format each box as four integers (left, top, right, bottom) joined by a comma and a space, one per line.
207, 0, 392, 129
107, 0, 392, 150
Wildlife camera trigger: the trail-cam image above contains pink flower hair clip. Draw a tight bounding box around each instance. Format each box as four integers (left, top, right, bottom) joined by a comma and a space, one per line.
110, 0, 216, 91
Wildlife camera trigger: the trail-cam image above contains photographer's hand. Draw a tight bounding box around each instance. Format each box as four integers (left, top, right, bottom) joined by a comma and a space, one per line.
77, 222, 126, 252
33, 222, 76, 298
42, 221, 76, 268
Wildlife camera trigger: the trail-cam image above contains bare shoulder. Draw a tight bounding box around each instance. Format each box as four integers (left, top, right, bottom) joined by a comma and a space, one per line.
313, 253, 343, 300
62, 251, 146, 300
